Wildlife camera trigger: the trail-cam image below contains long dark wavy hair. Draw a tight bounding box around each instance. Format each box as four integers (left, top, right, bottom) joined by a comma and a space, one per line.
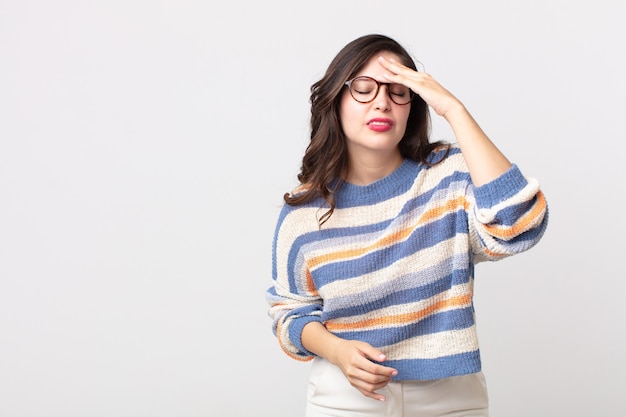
285, 34, 449, 226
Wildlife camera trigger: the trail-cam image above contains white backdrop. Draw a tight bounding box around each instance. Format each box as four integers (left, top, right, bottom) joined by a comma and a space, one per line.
1, 1, 624, 416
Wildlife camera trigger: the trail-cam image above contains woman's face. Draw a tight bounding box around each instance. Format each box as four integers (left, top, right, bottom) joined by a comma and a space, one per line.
339, 52, 411, 160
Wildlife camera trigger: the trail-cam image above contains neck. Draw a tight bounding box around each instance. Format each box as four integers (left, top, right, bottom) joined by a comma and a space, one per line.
345, 150, 404, 186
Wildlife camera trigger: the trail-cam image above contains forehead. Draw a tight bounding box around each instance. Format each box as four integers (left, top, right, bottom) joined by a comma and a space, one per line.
356, 52, 402, 76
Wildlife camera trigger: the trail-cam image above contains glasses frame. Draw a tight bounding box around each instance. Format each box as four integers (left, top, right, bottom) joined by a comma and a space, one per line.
344, 76, 414, 106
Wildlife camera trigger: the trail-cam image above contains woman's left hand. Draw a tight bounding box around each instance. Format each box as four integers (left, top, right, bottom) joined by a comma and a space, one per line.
377, 56, 464, 119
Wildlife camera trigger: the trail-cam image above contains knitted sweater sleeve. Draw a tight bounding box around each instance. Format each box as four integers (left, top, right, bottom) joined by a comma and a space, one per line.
467, 163, 549, 262
265, 203, 321, 361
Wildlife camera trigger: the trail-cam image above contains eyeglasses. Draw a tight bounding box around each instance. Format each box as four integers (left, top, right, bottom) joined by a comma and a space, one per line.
344, 76, 413, 105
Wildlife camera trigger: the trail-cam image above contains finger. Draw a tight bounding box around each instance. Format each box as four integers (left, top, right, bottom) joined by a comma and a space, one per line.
346, 367, 394, 401
353, 378, 390, 402
355, 352, 397, 379
378, 69, 427, 93
378, 56, 416, 77
378, 55, 406, 70
373, 364, 398, 379
358, 387, 387, 402
350, 365, 396, 384
359, 361, 398, 381
355, 375, 394, 401
349, 370, 391, 387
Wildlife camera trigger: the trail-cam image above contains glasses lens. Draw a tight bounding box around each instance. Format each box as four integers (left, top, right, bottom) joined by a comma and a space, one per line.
349, 77, 412, 105
388, 83, 412, 105
350, 77, 378, 103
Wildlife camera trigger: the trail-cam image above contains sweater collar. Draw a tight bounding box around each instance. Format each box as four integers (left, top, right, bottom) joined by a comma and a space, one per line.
334, 159, 420, 208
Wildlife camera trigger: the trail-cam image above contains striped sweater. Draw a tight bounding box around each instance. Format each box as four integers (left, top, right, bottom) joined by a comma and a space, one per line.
266, 145, 548, 381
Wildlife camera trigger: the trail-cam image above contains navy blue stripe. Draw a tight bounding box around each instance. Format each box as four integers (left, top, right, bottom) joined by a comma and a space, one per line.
490, 196, 539, 227
386, 351, 482, 381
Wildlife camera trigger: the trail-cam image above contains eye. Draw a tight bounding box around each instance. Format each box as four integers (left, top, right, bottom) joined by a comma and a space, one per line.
351, 78, 376, 95
389, 84, 409, 97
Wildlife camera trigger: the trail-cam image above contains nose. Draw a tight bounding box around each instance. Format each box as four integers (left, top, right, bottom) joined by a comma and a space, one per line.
373, 84, 391, 111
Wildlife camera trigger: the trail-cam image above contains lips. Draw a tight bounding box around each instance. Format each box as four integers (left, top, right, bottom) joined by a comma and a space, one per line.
367, 118, 393, 132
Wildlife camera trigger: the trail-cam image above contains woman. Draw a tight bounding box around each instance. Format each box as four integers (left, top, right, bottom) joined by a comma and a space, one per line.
266, 34, 548, 416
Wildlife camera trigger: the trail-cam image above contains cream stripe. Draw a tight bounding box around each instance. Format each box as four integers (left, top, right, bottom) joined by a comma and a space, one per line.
385, 326, 479, 360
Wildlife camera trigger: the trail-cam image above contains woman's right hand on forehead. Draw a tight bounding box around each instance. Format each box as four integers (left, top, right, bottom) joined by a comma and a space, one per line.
377, 56, 464, 119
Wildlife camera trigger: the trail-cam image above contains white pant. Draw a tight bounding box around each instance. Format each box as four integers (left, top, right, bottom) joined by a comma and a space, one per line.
306, 358, 489, 417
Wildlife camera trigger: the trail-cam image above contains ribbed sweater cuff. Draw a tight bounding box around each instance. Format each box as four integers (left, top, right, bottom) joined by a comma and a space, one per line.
289, 316, 321, 357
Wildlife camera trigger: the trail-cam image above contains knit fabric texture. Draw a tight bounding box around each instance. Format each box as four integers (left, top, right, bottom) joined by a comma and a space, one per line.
266, 145, 549, 381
